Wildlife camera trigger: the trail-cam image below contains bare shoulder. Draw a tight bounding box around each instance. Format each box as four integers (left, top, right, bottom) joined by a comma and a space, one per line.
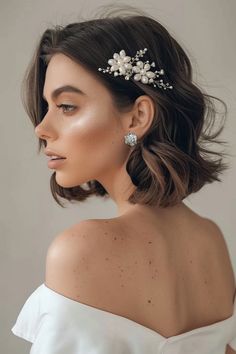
44, 218, 121, 303
202, 217, 233, 261
46, 218, 116, 256
210, 220, 236, 354
202, 217, 236, 295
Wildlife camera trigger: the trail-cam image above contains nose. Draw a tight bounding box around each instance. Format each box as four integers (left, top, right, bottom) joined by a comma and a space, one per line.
34, 123, 48, 139
34, 115, 54, 140
34, 110, 58, 141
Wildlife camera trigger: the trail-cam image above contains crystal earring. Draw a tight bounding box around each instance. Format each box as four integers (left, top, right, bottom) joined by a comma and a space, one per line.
124, 132, 138, 146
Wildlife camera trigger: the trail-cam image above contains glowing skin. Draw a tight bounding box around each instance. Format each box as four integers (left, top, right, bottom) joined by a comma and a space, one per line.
35, 53, 168, 216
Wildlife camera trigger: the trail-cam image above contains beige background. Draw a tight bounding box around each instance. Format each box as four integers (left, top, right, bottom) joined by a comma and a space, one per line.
1, 0, 235, 353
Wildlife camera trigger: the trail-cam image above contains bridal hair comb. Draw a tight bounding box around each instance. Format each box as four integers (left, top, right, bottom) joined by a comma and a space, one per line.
98, 48, 173, 90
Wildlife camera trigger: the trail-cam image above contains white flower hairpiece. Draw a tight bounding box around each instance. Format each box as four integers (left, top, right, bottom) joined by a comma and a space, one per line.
98, 48, 173, 90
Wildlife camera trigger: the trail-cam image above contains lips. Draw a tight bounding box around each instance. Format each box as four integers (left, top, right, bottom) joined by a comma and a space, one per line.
50, 157, 66, 160
51, 157, 65, 160
45, 149, 66, 159
47, 157, 66, 169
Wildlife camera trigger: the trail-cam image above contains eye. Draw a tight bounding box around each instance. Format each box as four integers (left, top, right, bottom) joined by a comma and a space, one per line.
56, 104, 77, 113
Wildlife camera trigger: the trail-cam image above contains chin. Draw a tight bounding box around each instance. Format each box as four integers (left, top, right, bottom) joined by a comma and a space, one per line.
54, 175, 73, 188
55, 174, 87, 189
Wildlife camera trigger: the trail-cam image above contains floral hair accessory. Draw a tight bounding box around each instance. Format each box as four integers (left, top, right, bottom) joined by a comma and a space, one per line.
98, 47, 173, 90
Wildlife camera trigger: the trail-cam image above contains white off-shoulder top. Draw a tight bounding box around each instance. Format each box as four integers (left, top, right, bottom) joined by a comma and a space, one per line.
11, 283, 236, 354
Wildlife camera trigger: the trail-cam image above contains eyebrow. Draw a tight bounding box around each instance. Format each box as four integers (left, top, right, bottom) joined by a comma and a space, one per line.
42, 85, 85, 100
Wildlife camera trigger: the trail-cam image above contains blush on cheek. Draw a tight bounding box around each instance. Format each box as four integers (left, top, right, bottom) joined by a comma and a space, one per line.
69, 128, 122, 177
64, 108, 125, 177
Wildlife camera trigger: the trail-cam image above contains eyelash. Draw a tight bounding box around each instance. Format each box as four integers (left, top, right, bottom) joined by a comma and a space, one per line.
56, 104, 76, 113
45, 104, 76, 114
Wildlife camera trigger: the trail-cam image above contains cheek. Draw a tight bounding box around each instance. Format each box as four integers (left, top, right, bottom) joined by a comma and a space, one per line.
64, 109, 126, 168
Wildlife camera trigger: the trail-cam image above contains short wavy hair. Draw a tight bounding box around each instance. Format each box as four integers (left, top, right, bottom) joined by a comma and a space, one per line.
21, 4, 230, 208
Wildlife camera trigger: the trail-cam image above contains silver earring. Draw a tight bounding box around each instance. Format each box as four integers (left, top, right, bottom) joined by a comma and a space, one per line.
124, 132, 138, 146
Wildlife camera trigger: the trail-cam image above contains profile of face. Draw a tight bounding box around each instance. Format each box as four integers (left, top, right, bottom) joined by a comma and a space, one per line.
35, 53, 136, 189
35, 53, 154, 205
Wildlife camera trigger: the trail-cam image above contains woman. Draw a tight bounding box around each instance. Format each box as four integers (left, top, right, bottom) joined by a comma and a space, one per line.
12, 5, 236, 354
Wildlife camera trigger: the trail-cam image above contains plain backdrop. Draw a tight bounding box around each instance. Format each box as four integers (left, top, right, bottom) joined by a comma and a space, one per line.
1, 0, 235, 353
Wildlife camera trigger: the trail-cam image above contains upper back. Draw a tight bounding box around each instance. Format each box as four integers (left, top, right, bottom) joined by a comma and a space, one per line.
84, 203, 236, 338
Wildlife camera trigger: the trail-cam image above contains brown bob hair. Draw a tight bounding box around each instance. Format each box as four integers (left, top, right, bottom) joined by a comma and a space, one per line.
21, 5, 230, 208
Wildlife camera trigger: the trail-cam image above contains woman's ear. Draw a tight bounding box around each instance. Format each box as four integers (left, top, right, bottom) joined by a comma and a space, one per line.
125, 95, 155, 139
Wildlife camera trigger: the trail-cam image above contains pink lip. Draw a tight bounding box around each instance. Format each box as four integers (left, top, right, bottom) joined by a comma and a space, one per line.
47, 158, 66, 169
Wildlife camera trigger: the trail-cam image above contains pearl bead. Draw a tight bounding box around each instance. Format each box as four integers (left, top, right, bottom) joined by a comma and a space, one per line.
141, 76, 148, 84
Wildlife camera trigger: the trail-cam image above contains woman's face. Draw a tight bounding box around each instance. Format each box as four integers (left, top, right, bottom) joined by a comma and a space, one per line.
35, 53, 132, 189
